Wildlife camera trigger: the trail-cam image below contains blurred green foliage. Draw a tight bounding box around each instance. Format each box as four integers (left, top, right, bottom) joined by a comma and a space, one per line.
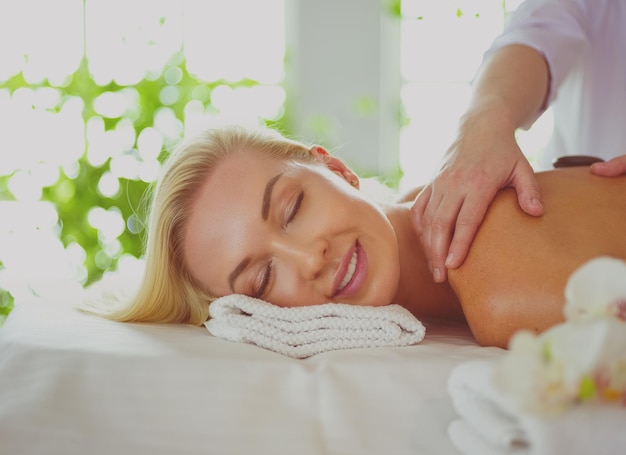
0, 261, 13, 326
0, 50, 283, 320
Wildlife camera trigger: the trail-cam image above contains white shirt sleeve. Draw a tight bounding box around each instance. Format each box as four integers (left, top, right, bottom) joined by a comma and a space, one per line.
480, 0, 626, 166
485, 0, 589, 127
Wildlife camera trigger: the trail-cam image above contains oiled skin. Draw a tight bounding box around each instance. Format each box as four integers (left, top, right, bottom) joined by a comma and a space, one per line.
448, 167, 626, 347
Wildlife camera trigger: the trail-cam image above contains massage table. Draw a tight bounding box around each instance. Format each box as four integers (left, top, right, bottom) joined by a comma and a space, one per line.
0, 296, 502, 455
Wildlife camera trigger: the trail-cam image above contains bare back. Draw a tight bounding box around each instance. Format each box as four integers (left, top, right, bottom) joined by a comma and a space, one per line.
449, 167, 626, 347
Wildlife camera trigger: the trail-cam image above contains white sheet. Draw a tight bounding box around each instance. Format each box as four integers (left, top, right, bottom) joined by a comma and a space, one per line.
0, 299, 503, 455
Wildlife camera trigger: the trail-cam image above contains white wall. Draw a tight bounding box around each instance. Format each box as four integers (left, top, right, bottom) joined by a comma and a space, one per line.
285, 0, 400, 178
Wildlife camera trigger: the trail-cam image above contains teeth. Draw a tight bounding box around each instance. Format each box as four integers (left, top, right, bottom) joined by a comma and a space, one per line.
338, 250, 358, 291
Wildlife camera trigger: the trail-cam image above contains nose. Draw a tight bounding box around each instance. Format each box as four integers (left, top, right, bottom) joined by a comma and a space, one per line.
272, 236, 329, 280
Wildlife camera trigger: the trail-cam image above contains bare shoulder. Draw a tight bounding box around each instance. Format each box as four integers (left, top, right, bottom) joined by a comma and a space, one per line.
449, 167, 626, 347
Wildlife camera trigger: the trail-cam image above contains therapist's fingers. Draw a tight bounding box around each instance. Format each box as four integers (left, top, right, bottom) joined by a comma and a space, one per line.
412, 181, 465, 283
445, 160, 542, 273
412, 183, 456, 282
411, 184, 433, 238
590, 154, 626, 177
411, 185, 439, 271
444, 189, 498, 272
418, 160, 541, 282
422, 191, 465, 283
511, 162, 544, 217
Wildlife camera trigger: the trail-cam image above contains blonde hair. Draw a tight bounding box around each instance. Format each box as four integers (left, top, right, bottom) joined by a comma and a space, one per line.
95, 125, 315, 325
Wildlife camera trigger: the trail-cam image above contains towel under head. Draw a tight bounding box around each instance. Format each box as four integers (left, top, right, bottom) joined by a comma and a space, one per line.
205, 294, 426, 358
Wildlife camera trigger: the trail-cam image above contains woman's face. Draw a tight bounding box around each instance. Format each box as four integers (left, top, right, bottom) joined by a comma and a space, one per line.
183, 148, 401, 308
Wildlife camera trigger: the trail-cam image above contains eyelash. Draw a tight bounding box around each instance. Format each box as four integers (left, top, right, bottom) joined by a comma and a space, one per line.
256, 191, 304, 298
285, 191, 304, 226
254, 262, 273, 299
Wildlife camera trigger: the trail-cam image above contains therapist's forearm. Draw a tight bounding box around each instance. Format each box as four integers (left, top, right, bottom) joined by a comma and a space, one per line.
463, 44, 550, 131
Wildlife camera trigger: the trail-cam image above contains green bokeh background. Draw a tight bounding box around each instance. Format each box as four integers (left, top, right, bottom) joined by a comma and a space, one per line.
0, 48, 289, 324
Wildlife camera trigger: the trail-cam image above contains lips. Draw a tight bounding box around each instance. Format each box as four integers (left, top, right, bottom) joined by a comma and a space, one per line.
338, 249, 358, 292
333, 241, 367, 298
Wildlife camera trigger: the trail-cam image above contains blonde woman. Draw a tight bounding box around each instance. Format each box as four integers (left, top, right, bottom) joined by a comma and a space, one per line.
95, 125, 626, 348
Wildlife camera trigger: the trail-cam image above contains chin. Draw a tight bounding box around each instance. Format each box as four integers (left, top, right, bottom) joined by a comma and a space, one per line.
384, 264, 402, 301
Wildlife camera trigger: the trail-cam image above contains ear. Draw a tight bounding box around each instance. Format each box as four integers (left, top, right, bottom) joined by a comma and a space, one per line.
309, 146, 360, 189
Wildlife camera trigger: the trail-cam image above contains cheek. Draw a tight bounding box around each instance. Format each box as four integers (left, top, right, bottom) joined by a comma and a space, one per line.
266, 268, 322, 307
371, 234, 401, 303
324, 189, 384, 225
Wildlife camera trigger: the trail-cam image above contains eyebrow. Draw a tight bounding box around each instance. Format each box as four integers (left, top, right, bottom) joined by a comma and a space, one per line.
262, 173, 283, 221
228, 173, 283, 292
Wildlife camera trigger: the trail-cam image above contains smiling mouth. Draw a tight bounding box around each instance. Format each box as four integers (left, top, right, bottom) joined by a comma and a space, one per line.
337, 249, 358, 293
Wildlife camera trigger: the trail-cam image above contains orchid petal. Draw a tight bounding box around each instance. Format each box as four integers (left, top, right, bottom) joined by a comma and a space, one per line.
564, 257, 626, 322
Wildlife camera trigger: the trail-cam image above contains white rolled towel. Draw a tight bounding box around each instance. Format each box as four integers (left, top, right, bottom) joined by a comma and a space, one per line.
205, 294, 425, 358
447, 357, 626, 455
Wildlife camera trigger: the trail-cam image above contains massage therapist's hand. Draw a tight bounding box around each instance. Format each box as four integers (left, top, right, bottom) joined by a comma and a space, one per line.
590, 154, 626, 177
411, 111, 544, 283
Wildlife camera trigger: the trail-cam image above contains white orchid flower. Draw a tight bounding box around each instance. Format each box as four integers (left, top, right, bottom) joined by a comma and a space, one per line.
564, 256, 626, 322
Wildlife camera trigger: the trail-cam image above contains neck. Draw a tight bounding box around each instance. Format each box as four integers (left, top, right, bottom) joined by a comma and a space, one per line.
383, 202, 464, 321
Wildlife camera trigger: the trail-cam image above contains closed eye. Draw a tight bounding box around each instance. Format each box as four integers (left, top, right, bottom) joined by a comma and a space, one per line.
253, 261, 273, 299
285, 191, 304, 226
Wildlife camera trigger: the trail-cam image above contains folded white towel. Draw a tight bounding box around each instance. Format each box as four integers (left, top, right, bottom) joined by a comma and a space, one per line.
205, 295, 425, 358
447, 359, 626, 455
